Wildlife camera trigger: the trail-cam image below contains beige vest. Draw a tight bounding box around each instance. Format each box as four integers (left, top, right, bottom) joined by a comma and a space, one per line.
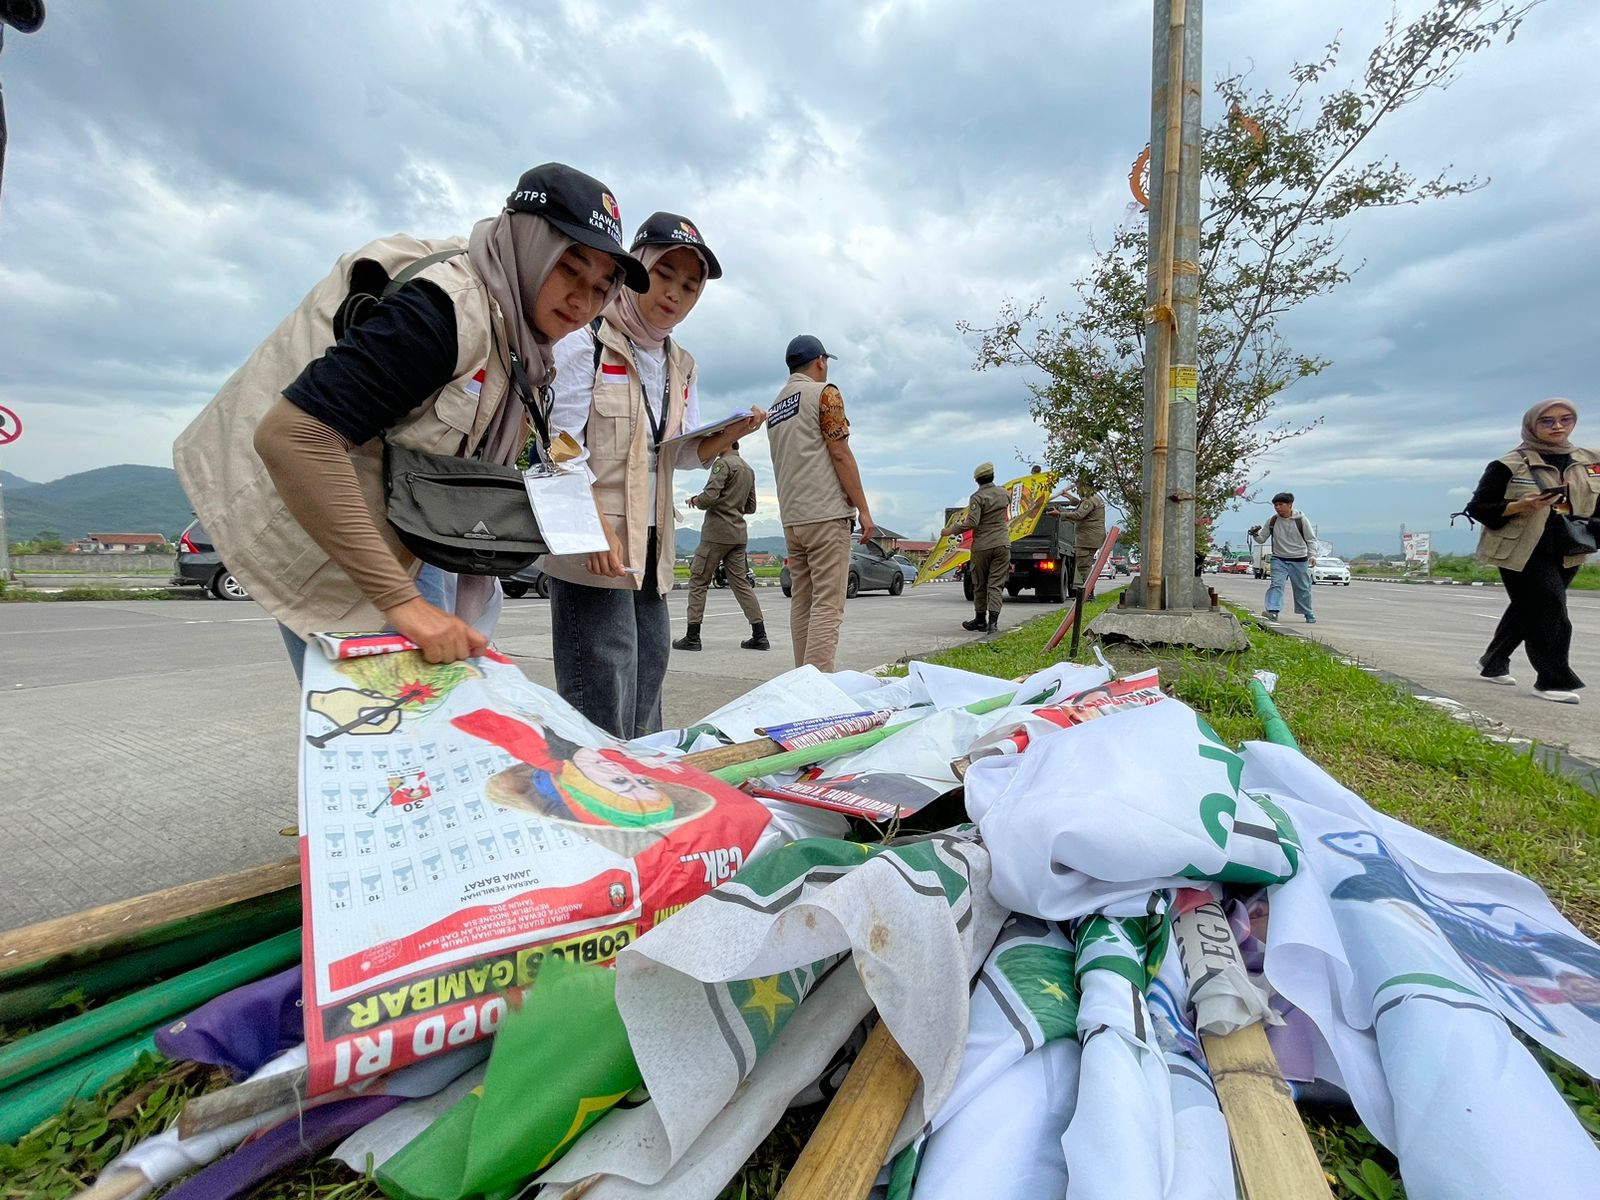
539, 320, 692, 594
696, 450, 757, 545
1476, 447, 1600, 572
767, 373, 853, 528
173, 234, 511, 639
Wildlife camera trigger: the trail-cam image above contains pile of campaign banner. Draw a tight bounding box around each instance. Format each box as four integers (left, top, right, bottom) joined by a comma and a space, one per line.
87, 636, 1600, 1200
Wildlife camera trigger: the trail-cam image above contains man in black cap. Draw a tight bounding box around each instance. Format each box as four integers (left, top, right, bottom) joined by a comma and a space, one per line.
176, 162, 645, 677
766, 335, 874, 672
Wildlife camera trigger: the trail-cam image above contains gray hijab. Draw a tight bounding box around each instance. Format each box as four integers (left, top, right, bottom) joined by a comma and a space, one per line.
466, 209, 622, 466
1516, 397, 1578, 456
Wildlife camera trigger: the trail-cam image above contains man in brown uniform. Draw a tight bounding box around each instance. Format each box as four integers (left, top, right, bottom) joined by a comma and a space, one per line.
767, 334, 874, 671
1058, 476, 1107, 596
672, 441, 769, 652
944, 461, 1011, 634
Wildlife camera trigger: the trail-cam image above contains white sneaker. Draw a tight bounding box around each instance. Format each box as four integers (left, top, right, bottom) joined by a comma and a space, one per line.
1260, 610, 1280, 623
1533, 688, 1581, 705
1480, 673, 1517, 686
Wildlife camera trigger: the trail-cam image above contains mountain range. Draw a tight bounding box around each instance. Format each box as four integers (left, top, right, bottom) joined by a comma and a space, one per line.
2, 465, 195, 541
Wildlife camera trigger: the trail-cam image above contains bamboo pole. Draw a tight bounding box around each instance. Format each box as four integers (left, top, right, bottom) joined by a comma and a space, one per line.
76, 1171, 147, 1200
0, 859, 301, 984
707, 691, 1018, 788
1176, 682, 1331, 1198
0, 1032, 158, 1145
0, 929, 302, 1093
0, 891, 300, 1025
1249, 678, 1300, 750
774, 1020, 921, 1200
1044, 526, 1122, 653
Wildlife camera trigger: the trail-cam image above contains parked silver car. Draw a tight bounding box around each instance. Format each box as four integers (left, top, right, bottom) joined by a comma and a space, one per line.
779, 539, 906, 598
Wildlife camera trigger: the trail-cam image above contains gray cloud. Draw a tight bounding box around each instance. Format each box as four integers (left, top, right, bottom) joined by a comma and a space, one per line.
1, 0, 1594, 549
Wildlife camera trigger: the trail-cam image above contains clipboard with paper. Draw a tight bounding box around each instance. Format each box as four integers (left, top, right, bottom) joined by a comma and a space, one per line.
655, 410, 752, 451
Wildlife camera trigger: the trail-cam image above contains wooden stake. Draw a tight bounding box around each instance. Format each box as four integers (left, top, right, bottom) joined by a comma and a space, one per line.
1176, 895, 1332, 1200
0, 859, 300, 983
775, 1019, 920, 1200
1202, 1021, 1332, 1199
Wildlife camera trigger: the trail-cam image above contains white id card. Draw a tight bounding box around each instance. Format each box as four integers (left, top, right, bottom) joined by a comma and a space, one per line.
521, 466, 609, 555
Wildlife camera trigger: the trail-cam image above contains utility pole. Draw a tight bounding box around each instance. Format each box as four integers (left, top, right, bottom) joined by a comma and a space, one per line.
1130, 0, 1203, 612
1091, 0, 1246, 650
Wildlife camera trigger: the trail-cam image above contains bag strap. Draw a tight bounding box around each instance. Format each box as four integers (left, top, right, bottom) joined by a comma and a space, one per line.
383, 248, 467, 296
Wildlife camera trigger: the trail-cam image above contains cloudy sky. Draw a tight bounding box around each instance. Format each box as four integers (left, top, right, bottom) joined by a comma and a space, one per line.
1, 0, 1595, 554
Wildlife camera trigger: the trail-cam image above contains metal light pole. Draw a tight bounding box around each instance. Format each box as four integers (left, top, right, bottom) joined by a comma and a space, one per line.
1132, 0, 1203, 611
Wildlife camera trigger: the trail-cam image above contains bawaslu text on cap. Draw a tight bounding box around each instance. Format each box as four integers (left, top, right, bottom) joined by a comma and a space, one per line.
631, 212, 723, 280
785, 334, 835, 370
505, 163, 649, 293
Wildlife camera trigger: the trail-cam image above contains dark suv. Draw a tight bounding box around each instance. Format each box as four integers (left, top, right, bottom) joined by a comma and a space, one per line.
172, 519, 252, 601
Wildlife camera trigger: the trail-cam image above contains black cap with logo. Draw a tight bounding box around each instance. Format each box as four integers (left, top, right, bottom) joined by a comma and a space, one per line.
785, 334, 836, 371
629, 211, 723, 280
505, 163, 649, 293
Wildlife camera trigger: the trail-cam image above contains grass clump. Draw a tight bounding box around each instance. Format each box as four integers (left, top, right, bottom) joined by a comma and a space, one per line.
0, 586, 185, 603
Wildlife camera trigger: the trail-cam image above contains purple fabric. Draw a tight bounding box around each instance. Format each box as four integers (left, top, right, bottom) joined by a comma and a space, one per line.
154, 965, 304, 1079
163, 1094, 403, 1200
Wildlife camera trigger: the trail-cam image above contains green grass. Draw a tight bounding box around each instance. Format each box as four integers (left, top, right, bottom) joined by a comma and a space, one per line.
7, 596, 1596, 1200
0, 586, 187, 603
672, 564, 784, 579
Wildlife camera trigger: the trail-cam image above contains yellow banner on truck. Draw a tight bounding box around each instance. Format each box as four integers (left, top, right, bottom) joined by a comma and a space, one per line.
912, 471, 1059, 586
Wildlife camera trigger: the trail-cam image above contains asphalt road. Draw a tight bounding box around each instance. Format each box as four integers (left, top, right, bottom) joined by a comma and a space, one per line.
0, 579, 1009, 929
4, 573, 1593, 929
1207, 573, 1600, 765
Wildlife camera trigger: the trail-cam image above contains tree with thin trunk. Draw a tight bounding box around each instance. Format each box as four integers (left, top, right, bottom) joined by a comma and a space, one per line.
962, 0, 1541, 538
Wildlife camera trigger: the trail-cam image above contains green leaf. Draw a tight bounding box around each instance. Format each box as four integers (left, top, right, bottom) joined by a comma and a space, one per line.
1337, 1167, 1380, 1200
1359, 1157, 1397, 1200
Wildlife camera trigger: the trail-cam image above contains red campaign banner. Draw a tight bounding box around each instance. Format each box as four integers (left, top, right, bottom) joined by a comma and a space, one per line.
326, 868, 636, 991
298, 649, 772, 1095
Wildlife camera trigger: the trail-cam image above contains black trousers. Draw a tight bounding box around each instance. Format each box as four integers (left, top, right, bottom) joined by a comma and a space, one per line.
1480, 554, 1583, 691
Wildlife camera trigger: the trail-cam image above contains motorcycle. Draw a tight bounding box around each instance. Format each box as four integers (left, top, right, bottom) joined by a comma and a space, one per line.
713, 560, 757, 589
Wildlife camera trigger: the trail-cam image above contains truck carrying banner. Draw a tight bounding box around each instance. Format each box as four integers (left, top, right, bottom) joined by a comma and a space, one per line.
914, 470, 1059, 586
296, 638, 772, 1096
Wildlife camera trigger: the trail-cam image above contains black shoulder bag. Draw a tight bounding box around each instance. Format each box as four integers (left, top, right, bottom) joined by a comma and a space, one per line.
352, 250, 550, 577
1518, 453, 1598, 559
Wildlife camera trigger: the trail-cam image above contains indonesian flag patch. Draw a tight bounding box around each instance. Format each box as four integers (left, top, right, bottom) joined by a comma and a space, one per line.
601, 363, 629, 377
465, 369, 485, 397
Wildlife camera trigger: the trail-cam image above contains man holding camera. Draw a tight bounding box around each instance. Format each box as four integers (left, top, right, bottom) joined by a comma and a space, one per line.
1249, 492, 1318, 624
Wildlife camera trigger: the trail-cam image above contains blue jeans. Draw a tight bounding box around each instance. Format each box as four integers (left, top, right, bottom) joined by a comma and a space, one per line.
1265, 557, 1314, 619
549, 575, 670, 739
277, 564, 499, 683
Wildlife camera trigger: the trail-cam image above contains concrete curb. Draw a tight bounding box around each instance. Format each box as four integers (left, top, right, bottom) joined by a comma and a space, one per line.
1351, 575, 1504, 589
1248, 617, 1600, 796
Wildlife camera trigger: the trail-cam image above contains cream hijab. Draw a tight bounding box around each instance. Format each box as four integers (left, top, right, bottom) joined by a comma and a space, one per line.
601, 244, 708, 351
1516, 397, 1578, 457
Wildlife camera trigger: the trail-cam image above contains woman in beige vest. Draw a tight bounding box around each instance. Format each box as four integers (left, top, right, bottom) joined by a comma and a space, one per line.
543, 213, 764, 737
1465, 398, 1598, 703
174, 163, 648, 677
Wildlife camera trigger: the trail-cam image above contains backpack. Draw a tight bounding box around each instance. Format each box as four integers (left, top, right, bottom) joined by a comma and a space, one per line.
1265, 514, 1314, 547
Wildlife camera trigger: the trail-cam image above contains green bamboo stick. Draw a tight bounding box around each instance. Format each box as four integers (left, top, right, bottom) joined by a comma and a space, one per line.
0, 892, 301, 1025
708, 690, 1018, 787
0, 928, 301, 1094
0, 1031, 158, 1145
1249, 677, 1300, 749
